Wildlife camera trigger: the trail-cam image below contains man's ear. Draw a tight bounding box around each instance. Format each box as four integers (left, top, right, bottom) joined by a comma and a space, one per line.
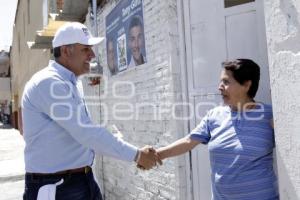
60, 46, 72, 57
60, 46, 67, 57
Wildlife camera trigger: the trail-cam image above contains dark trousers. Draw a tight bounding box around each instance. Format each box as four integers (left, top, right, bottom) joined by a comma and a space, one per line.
23, 169, 103, 200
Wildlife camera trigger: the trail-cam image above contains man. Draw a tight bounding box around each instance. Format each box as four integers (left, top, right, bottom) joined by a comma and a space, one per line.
128, 15, 146, 67
22, 22, 160, 200
106, 38, 117, 75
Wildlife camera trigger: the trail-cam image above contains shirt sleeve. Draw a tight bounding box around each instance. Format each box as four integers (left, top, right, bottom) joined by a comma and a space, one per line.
188, 112, 211, 144
35, 78, 138, 162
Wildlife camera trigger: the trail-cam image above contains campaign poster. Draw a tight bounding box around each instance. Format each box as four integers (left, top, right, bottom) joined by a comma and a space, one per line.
105, 0, 146, 75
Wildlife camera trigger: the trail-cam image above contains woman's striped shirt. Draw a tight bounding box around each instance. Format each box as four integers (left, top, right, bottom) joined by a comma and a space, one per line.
189, 104, 279, 200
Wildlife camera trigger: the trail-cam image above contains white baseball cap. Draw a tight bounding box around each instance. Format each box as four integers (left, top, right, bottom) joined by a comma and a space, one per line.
52, 22, 104, 48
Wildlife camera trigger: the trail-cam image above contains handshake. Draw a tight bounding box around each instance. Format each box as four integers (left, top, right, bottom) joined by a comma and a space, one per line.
135, 145, 163, 170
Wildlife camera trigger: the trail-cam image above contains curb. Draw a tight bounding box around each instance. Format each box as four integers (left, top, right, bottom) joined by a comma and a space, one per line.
0, 174, 24, 183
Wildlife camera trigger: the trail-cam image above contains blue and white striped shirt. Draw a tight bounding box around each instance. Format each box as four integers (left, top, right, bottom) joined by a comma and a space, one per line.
189, 104, 279, 200
22, 60, 138, 173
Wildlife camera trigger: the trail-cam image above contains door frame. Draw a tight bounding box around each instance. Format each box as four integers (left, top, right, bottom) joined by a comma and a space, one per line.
177, 0, 271, 199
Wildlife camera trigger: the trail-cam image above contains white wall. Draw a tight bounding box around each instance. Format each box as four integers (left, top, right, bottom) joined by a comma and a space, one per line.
264, 0, 300, 199
84, 0, 186, 199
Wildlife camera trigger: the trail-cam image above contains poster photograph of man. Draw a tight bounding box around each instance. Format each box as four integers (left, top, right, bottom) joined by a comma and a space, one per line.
127, 15, 146, 68
106, 38, 117, 75
105, 0, 146, 75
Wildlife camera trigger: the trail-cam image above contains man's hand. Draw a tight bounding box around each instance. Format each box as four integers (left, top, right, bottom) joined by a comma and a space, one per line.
135, 145, 162, 170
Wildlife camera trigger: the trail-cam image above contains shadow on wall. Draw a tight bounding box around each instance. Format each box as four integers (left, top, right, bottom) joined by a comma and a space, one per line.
276, 150, 300, 200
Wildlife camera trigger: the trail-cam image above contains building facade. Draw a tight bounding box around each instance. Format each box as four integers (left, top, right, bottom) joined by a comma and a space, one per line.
10, 0, 51, 131
0, 50, 11, 125
10, 0, 300, 199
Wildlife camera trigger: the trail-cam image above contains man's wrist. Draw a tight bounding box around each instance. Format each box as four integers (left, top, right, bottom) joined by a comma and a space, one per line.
134, 149, 141, 163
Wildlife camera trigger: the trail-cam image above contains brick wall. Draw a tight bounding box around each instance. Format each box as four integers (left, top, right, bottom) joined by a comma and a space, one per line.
83, 0, 187, 199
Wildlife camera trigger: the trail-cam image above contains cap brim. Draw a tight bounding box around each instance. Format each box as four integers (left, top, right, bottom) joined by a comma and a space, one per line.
88, 37, 105, 46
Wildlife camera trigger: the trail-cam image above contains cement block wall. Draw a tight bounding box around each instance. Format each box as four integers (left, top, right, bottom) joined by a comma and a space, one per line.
84, 0, 187, 199
264, 0, 300, 199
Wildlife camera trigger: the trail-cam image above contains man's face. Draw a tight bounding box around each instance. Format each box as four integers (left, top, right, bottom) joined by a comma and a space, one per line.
107, 41, 116, 71
67, 44, 95, 76
129, 26, 143, 62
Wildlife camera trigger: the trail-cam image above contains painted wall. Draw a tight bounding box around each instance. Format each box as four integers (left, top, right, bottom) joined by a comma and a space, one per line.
264, 0, 300, 199
84, 0, 189, 199
11, 0, 189, 199
10, 0, 51, 113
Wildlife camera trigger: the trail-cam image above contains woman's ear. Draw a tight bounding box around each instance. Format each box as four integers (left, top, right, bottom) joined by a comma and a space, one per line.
244, 80, 252, 92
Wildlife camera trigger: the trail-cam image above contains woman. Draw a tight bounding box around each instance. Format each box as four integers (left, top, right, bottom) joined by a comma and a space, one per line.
157, 59, 279, 200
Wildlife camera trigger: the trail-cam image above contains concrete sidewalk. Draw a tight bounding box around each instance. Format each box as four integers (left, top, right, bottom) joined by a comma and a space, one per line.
0, 124, 25, 200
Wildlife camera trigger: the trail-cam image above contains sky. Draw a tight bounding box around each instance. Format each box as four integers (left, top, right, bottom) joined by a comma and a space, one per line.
0, 0, 18, 51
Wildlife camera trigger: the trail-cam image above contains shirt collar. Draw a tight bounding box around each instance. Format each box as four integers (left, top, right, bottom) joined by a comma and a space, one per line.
50, 60, 77, 85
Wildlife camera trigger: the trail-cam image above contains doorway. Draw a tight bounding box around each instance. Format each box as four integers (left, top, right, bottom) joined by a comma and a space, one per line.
182, 0, 271, 199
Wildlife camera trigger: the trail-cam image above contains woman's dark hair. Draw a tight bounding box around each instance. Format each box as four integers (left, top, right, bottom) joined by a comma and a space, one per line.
222, 59, 260, 98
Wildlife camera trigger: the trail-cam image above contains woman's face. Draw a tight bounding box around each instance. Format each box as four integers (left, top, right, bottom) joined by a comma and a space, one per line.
218, 69, 251, 108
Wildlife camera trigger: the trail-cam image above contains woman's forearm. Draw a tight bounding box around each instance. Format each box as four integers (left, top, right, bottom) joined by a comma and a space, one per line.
157, 137, 200, 160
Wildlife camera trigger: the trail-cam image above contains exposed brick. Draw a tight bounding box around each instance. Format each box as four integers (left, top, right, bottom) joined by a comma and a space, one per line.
84, 0, 182, 199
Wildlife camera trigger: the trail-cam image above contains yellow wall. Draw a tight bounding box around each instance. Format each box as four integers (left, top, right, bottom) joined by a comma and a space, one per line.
10, 0, 51, 129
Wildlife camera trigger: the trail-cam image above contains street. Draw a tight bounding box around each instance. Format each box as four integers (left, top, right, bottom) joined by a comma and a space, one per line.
0, 123, 25, 200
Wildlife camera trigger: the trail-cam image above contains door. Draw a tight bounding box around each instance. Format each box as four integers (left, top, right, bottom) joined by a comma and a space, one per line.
182, 0, 271, 199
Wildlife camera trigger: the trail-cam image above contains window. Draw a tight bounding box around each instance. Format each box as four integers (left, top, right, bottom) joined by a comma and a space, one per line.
224, 0, 255, 8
